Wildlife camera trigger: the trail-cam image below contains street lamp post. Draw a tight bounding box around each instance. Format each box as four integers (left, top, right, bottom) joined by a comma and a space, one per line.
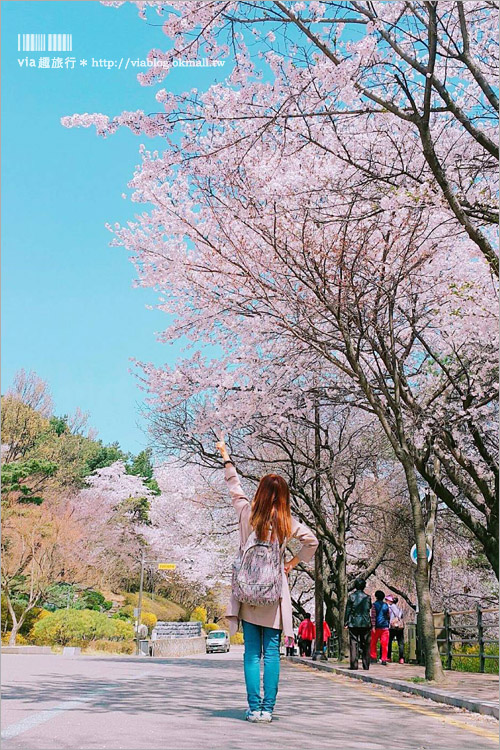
135, 548, 146, 656
135, 554, 178, 656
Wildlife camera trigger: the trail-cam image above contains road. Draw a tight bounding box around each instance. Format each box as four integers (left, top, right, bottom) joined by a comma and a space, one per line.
1, 647, 498, 750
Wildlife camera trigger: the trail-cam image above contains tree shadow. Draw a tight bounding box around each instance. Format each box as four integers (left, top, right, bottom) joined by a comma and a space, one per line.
2, 655, 483, 749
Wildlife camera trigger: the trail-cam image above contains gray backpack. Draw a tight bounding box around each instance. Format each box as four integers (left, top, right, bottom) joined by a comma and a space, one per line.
232, 529, 287, 606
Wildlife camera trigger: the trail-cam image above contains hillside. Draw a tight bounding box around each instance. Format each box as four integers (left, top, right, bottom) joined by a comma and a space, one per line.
123, 592, 186, 621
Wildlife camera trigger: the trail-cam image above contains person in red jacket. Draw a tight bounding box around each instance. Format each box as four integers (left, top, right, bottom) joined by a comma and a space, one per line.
323, 620, 332, 653
298, 614, 315, 657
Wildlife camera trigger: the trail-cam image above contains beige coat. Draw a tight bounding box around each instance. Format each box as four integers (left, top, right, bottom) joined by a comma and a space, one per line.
224, 463, 319, 638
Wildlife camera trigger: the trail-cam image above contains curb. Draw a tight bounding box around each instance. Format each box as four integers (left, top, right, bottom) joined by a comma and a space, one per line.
1, 646, 53, 654
286, 656, 499, 720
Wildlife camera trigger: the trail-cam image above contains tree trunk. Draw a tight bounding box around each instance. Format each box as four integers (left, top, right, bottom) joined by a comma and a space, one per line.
402, 459, 445, 681
482, 535, 499, 579
314, 540, 325, 655
8, 621, 21, 646
335, 550, 348, 661
5, 593, 25, 646
331, 499, 348, 660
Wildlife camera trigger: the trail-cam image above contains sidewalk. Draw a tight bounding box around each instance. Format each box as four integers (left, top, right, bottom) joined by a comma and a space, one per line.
287, 656, 499, 719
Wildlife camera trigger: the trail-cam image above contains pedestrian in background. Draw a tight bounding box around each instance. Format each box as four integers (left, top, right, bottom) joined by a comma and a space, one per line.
216, 436, 318, 723
370, 590, 390, 665
322, 620, 332, 655
284, 635, 295, 656
386, 595, 405, 664
344, 578, 372, 670
298, 614, 315, 657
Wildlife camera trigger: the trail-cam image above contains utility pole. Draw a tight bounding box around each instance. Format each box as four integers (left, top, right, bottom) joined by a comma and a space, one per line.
135, 555, 177, 656
312, 394, 327, 661
135, 547, 145, 656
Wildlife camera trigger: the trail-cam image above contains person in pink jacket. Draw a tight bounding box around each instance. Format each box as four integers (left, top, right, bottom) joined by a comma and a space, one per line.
216, 437, 319, 724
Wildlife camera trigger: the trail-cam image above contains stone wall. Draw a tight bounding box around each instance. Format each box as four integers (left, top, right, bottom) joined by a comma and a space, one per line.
152, 621, 202, 639
151, 635, 206, 657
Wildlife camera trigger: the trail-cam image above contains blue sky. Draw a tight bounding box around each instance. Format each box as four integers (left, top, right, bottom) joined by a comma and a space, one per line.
1, 1, 233, 453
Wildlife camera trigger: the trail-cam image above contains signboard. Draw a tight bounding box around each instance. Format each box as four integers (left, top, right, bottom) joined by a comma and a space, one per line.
158, 563, 176, 570
133, 608, 139, 617
410, 544, 432, 565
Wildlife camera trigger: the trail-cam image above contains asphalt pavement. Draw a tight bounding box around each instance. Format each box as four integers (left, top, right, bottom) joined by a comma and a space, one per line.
1, 647, 498, 750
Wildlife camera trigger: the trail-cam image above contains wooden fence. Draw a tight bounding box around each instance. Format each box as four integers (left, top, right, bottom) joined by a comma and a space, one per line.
433, 606, 499, 673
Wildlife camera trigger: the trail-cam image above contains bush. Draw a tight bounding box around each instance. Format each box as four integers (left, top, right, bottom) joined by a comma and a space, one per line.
190, 606, 207, 625
41, 585, 113, 613
31, 608, 134, 646
113, 608, 156, 633
2, 632, 28, 645
116, 605, 134, 619
440, 643, 499, 675
230, 632, 244, 645
111, 610, 133, 622
204, 622, 220, 633
1, 595, 50, 636
83, 639, 135, 655
75, 590, 113, 612
141, 611, 157, 633
108, 619, 135, 640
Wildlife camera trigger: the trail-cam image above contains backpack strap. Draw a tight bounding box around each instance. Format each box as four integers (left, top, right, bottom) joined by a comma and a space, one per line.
243, 525, 289, 557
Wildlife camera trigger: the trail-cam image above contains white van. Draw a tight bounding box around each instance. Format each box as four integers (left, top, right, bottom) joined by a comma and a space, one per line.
206, 630, 230, 653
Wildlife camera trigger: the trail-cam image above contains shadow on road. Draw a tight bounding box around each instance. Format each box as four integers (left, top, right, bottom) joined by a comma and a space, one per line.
2, 655, 257, 721
2, 654, 353, 723
3, 654, 494, 750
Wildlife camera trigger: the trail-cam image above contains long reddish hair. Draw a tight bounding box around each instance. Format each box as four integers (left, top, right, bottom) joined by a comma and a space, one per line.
250, 474, 292, 545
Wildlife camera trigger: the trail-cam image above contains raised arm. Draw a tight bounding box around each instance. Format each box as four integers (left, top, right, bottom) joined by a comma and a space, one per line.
224, 463, 251, 520
216, 435, 251, 521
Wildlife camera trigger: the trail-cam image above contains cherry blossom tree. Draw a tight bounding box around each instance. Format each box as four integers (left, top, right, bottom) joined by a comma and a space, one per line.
145, 460, 237, 591
61, 1, 499, 680
126, 188, 495, 679
84, 1, 498, 274
146, 353, 399, 657
73, 461, 156, 589
73, 459, 233, 595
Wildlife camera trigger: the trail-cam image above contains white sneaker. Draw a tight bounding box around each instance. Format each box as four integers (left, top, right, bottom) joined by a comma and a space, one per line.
245, 709, 261, 722
257, 711, 273, 723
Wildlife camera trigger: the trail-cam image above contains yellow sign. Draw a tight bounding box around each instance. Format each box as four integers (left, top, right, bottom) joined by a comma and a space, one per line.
158, 563, 176, 570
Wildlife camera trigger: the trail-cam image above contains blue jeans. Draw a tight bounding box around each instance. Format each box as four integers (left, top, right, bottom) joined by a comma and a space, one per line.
242, 619, 281, 713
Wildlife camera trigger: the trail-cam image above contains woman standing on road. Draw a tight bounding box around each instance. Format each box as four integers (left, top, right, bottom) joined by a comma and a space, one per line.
216, 436, 318, 724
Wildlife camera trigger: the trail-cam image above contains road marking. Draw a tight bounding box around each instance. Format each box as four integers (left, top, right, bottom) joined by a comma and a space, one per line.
288, 662, 499, 742
2, 698, 97, 740
361, 687, 499, 741
1, 671, 157, 741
